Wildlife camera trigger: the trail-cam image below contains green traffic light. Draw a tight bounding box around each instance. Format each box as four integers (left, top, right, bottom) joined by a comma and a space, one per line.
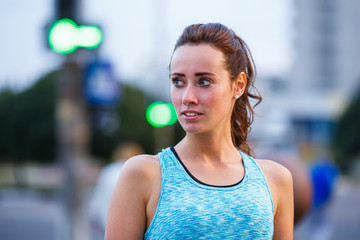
146, 102, 177, 128
48, 18, 78, 54
48, 18, 103, 54
78, 25, 103, 49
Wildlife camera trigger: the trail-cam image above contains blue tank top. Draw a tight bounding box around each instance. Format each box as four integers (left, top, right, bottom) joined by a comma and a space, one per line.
144, 147, 274, 239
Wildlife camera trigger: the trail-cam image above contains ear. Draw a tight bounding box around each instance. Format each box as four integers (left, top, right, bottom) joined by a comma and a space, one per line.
233, 72, 247, 98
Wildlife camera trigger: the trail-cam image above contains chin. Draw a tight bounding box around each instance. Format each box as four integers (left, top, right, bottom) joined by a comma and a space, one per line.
180, 122, 201, 133
181, 123, 211, 135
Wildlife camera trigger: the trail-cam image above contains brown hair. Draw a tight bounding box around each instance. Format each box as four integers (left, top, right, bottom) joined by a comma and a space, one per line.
171, 23, 262, 156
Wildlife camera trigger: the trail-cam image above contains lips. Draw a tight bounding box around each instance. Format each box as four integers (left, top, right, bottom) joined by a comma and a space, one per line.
181, 110, 202, 120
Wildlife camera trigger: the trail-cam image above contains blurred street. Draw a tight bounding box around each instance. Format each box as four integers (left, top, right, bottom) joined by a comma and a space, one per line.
0, 175, 359, 240
295, 176, 360, 240
0, 189, 68, 240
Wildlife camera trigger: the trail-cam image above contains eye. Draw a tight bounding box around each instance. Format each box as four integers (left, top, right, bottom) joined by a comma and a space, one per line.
172, 78, 184, 87
199, 78, 211, 87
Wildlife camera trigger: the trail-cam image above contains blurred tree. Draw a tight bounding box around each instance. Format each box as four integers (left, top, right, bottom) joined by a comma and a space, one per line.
90, 84, 156, 161
116, 85, 155, 153
333, 84, 360, 172
0, 89, 16, 158
0, 71, 185, 164
0, 71, 57, 163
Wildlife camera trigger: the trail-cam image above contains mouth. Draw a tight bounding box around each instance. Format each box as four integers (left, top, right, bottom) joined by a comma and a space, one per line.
181, 111, 202, 120
184, 112, 198, 117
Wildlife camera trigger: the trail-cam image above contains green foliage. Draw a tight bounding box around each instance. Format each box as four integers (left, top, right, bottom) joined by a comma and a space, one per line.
333, 85, 360, 172
0, 71, 57, 163
0, 89, 15, 157
0, 70, 182, 164
116, 85, 155, 153
90, 84, 156, 161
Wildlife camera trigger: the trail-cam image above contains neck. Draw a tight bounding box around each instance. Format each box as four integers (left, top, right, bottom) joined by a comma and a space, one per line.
175, 129, 239, 164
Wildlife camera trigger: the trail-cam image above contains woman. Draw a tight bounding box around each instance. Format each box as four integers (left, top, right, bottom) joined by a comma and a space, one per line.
105, 23, 293, 239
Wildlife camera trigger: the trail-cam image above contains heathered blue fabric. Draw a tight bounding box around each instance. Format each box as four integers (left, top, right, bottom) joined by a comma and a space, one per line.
144, 147, 274, 239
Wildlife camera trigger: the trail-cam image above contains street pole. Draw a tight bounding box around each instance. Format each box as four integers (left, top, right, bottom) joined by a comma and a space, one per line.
54, 0, 90, 239
56, 58, 90, 240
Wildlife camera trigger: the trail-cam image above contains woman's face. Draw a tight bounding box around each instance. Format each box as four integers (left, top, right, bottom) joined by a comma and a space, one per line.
170, 44, 240, 134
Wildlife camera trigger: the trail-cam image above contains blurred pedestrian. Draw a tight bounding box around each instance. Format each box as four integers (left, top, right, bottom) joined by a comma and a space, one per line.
309, 158, 339, 240
105, 23, 294, 239
89, 142, 144, 239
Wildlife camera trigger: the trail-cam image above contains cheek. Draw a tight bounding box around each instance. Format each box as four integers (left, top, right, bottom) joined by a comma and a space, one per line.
205, 94, 217, 106
207, 90, 234, 113
170, 89, 181, 107
207, 89, 227, 105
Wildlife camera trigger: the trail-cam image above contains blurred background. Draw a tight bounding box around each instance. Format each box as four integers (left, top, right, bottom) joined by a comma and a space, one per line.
0, 0, 360, 239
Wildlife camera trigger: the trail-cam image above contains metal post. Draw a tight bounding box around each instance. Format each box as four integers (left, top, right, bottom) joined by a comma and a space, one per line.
56, 58, 91, 240
54, 1, 90, 239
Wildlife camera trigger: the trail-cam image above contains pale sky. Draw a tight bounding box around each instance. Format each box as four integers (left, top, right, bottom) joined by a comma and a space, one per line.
0, 0, 294, 92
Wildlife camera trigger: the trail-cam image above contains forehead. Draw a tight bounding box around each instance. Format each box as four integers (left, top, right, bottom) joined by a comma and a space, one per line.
170, 44, 226, 72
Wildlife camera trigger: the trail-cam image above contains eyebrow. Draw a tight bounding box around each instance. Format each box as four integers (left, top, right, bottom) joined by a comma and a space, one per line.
171, 72, 216, 76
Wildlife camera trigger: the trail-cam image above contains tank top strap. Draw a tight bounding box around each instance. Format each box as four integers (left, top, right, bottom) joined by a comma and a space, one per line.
239, 151, 274, 214
158, 147, 186, 185
239, 151, 263, 180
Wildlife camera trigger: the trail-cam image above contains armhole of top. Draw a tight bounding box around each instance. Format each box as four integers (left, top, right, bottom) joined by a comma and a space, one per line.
144, 151, 165, 237
252, 159, 275, 216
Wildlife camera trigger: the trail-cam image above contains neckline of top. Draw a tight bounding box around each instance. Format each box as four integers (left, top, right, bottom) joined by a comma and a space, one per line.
169, 147, 247, 189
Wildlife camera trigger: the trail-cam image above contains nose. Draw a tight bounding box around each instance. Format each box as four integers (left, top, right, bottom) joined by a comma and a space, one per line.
182, 85, 198, 105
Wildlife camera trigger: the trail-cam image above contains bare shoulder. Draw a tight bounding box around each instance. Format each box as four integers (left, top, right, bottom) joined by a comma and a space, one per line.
120, 154, 161, 183
255, 159, 293, 185
123, 154, 160, 171
255, 159, 293, 216
256, 159, 294, 238
106, 154, 161, 239
111, 154, 161, 202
